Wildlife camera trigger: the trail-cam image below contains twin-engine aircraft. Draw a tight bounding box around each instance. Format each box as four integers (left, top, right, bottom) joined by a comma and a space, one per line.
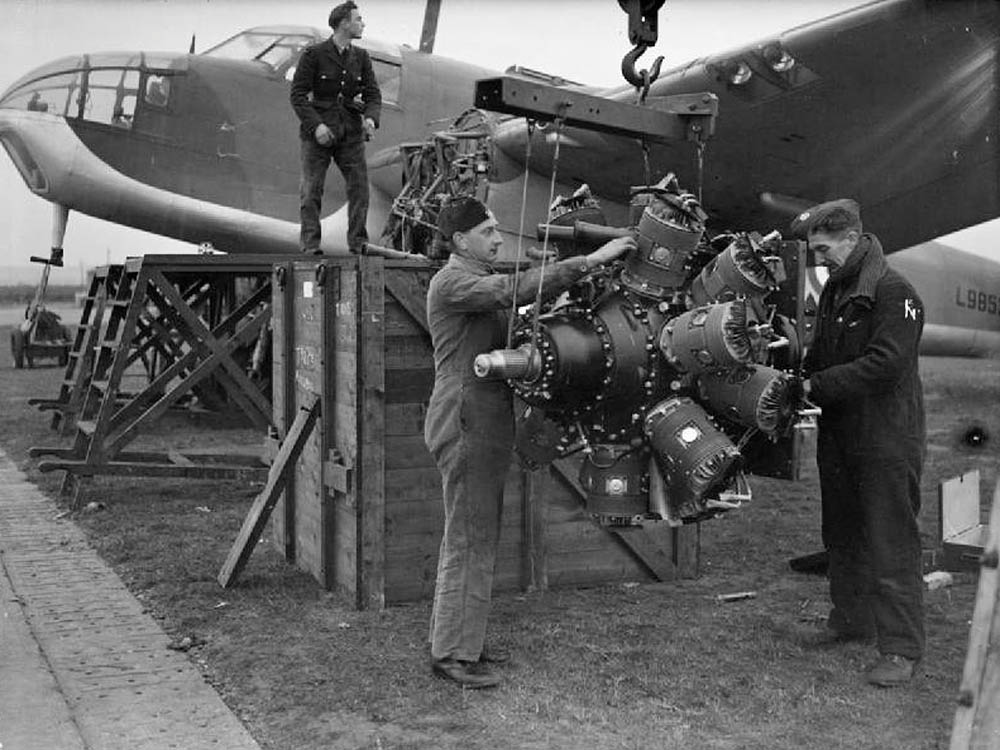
0, 0, 999, 355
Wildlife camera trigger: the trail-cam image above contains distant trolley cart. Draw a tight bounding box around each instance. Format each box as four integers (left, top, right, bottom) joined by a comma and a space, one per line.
10, 306, 71, 369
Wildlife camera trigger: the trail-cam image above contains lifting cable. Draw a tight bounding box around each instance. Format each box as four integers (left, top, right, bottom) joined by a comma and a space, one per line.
695, 140, 706, 205
507, 119, 536, 348
530, 117, 566, 347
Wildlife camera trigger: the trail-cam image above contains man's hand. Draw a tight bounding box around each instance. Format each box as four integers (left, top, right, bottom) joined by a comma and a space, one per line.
585, 235, 636, 268
314, 123, 334, 147
526, 246, 557, 264
363, 117, 376, 141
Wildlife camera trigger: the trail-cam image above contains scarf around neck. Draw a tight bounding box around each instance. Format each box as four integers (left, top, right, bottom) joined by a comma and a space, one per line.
826, 233, 887, 303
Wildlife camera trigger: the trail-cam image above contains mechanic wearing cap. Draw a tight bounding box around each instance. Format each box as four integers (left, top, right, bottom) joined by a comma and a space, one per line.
425, 197, 635, 689
290, 1, 381, 254
791, 198, 925, 687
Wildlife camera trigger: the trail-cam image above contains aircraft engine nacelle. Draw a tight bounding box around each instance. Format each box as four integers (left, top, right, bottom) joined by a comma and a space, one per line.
474, 178, 809, 526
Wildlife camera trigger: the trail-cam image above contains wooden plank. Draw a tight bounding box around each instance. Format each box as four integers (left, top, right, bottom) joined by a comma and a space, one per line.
384, 368, 434, 404
385, 435, 437, 470
385, 467, 442, 503
275, 261, 297, 561
384, 300, 429, 339
384, 334, 434, 371
608, 526, 683, 582
545, 553, 654, 588
524, 470, 549, 591
332, 499, 357, 593
319, 261, 341, 590
218, 396, 320, 588
950, 481, 1000, 750
357, 256, 387, 609
384, 268, 432, 334
675, 523, 700, 579
333, 265, 359, 470
385, 403, 427, 436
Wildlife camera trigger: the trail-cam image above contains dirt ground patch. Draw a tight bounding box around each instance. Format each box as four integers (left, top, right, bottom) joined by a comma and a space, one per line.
1, 327, 996, 750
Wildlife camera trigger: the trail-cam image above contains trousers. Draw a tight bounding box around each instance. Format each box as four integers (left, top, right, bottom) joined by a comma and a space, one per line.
298, 134, 369, 252
818, 430, 925, 660
427, 388, 514, 662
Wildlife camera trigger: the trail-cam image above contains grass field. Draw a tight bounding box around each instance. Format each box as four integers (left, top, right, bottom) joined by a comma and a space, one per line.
0, 324, 997, 750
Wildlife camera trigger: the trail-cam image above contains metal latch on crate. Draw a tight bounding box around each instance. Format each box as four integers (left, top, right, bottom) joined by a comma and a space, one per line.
325, 449, 354, 494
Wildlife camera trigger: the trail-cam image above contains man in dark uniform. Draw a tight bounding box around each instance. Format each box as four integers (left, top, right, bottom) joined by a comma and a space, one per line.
425, 197, 635, 688
792, 198, 926, 687
290, 1, 381, 254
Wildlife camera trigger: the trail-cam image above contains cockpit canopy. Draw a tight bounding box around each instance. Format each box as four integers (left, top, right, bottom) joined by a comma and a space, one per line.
0, 26, 404, 124
202, 26, 326, 71
200, 26, 403, 93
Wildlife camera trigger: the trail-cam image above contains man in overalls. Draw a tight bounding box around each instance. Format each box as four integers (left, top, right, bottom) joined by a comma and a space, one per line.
425, 197, 635, 688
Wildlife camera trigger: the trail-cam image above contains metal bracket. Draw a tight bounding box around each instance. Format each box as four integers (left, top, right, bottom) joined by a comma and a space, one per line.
653, 92, 720, 141
475, 76, 717, 145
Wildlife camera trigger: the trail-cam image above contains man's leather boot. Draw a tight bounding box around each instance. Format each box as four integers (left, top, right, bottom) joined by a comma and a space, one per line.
866, 654, 918, 687
432, 658, 501, 689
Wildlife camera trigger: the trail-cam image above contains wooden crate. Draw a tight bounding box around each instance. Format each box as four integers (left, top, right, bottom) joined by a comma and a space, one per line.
270, 256, 699, 609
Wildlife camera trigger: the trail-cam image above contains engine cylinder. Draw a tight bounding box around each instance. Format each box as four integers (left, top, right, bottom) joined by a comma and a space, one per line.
644, 396, 742, 522
697, 365, 797, 436
621, 202, 704, 298
688, 235, 775, 306
659, 299, 756, 374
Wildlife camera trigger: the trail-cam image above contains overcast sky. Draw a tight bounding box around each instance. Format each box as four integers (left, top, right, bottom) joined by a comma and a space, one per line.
3, 0, 999, 282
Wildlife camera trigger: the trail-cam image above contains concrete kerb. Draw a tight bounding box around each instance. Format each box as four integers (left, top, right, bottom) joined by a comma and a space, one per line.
0, 450, 261, 750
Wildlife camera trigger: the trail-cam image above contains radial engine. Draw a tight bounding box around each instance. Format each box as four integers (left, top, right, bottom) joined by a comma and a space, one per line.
474, 178, 815, 526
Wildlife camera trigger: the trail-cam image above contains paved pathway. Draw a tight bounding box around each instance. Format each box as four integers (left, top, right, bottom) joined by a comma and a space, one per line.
0, 450, 261, 750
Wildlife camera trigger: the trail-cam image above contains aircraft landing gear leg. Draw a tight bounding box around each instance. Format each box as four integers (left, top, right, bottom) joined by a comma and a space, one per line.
11, 329, 25, 369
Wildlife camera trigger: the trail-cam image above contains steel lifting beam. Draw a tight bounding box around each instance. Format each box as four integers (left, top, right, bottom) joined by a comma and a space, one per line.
474, 76, 717, 144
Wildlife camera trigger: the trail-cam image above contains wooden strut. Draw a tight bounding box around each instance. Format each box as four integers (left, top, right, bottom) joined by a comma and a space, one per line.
29, 255, 277, 507
218, 395, 321, 588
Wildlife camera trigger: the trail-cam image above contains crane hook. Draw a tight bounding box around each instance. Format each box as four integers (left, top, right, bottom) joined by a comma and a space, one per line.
621, 44, 663, 101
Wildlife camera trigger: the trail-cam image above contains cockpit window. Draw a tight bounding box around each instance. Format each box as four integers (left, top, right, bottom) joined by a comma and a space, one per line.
372, 59, 401, 105
82, 68, 140, 128
2, 72, 82, 116
144, 73, 171, 108
203, 31, 317, 72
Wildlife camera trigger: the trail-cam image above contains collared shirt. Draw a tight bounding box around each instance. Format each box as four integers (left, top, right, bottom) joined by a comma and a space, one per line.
290, 37, 381, 139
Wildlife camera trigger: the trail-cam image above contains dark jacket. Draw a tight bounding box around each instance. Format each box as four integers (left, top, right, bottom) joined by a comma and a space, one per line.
803, 234, 925, 457
290, 38, 381, 141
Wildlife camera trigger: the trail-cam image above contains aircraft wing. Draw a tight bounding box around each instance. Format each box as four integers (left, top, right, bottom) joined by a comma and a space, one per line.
491, 0, 1000, 249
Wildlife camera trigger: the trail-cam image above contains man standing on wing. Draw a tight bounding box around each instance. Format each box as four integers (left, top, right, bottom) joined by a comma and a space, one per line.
290, 1, 381, 254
